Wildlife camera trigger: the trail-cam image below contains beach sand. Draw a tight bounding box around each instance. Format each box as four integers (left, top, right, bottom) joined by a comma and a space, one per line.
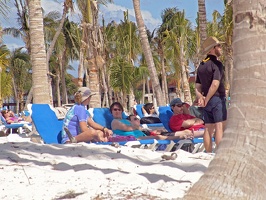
0, 134, 214, 200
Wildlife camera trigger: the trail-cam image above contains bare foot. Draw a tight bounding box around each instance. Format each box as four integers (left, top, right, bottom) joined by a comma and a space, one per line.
184, 129, 194, 139
176, 129, 194, 139
95, 130, 108, 142
64, 127, 77, 143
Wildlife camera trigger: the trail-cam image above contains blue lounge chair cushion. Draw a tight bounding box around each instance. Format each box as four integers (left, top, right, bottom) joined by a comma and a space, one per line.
29, 104, 63, 144
158, 106, 173, 132
134, 104, 144, 118
89, 108, 128, 130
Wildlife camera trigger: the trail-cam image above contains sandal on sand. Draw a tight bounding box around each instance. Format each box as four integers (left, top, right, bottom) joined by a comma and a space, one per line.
64, 127, 77, 143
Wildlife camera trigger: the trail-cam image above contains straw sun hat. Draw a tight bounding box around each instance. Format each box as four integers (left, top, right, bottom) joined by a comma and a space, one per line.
77, 87, 95, 102
201, 36, 224, 55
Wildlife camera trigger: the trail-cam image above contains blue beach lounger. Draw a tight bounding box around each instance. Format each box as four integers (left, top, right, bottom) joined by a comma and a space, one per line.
0, 110, 29, 134
133, 104, 165, 130
158, 105, 215, 153
28, 104, 189, 151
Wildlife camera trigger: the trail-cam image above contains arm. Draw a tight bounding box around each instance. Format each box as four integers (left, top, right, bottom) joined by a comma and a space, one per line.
111, 119, 138, 131
182, 118, 204, 128
204, 80, 220, 106
142, 106, 148, 116
75, 105, 90, 133
87, 117, 113, 136
5, 117, 15, 124
79, 121, 89, 132
87, 117, 106, 130
195, 83, 205, 107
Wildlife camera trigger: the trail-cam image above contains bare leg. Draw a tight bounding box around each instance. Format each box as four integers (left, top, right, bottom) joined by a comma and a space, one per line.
204, 124, 215, 153
173, 129, 193, 138
75, 130, 108, 142
193, 130, 204, 138
222, 120, 226, 131
138, 130, 194, 140
214, 121, 225, 147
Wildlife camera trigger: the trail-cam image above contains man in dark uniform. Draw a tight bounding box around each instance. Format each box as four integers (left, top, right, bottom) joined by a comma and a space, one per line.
195, 36, 227, 153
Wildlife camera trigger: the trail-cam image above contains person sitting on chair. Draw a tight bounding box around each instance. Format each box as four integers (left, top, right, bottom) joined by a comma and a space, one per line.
1, 110, 23, 124
140, 103, 161, 124
61, 87, 112, 144
169, 98, 205, 138
110, 102, 194, 140
110, 102, 146, 138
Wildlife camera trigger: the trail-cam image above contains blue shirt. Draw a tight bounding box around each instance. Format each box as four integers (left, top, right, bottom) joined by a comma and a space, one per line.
61, 104, 89, 143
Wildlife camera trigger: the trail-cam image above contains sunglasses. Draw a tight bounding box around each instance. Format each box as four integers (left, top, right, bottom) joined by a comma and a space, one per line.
113, 108, 121, 111
173, 104, 183, 108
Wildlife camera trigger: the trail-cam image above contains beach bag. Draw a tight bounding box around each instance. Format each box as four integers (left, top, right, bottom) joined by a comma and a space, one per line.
108, 135, 137, 142
140, 117, 161, 124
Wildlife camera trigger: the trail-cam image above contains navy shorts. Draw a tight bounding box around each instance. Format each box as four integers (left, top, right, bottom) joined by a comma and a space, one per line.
203, 96, 227, 124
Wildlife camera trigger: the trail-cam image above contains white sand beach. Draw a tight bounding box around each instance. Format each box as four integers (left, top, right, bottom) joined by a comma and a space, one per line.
0, 135, 214, 200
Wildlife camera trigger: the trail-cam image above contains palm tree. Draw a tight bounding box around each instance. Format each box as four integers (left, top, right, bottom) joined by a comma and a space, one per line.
156, 8, 180, 104
132, 0, 165, 106
0, 0, 9, 21
43, 10, 66, 106
0, 44, 12, 107
46, 0, 74, 67
28, 0, 50, 103
75, 0, 113, 108
222, 1, 233, 100
109, 56, 134, 107
3, 0, 52, 103
185, 0, 266, 198
160, 9, 193, 104
60, 19, 80, 104
103, 16, 144, 109
152, 35, 167, 103
4, 0, 30, 53
8, 48, 31, 112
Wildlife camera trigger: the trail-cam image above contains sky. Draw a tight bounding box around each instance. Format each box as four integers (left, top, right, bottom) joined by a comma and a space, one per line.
1, 0, 224, 77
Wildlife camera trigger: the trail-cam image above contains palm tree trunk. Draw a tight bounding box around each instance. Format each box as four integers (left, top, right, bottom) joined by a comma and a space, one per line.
160, 53, 168, 104
61, 49, 68, 104
28, 0, 50, 104
198, 0, 207, 43
142, 79, 145, 104
46, 2, 67, 66
25, 87, 33, 108
78, 26, 86, 87
0, 67, 2, 108
132, 0, 164, 106
101, 63, 109, 107
185, 0, 266, 198
56, 74, 61, 106
180, 44, 192, 104
85, 2, 102, 108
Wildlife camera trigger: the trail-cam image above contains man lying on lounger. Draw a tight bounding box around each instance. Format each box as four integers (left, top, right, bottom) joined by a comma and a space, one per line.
169, 98, 204, 138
